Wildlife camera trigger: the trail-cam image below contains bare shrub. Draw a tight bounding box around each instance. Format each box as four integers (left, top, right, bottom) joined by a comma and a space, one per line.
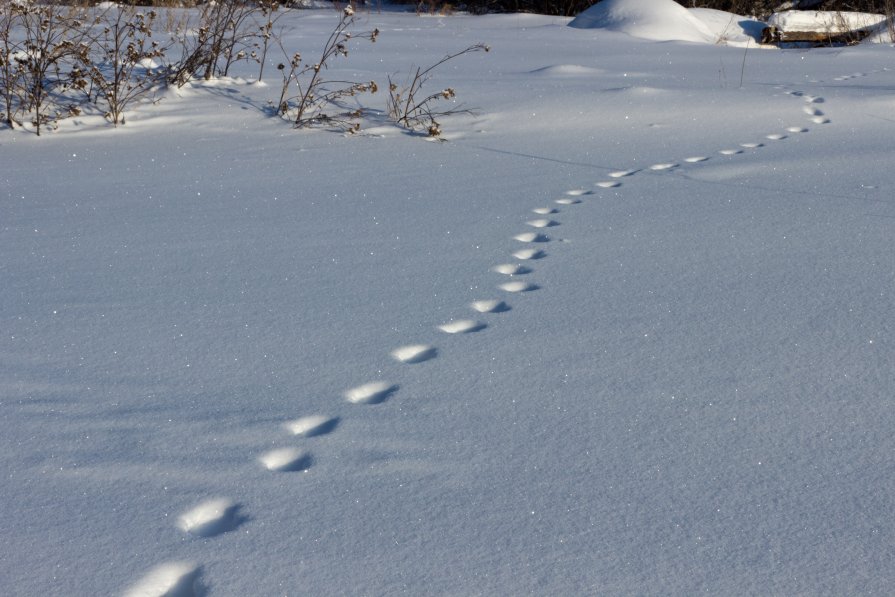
80, 6, 170, 126
170, 1, 276, 86
4, 3, 90, 135
0, 1, 24, 128
387, 43, 488, 138
885, 0, 895, 41
275, 5, 379, 131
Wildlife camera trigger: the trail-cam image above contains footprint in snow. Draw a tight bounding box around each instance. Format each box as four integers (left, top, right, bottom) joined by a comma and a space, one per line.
259, 447, 313, 472
391, 344, 437, 364
804, 96, 824, 103
514, 232, 550, 243
532, 207, 558, 215
526, 218, 559, 228
684, 156, 709, 163
492, 263, 531, 275
344, 381, 398, 405
499, 281, 538, 293
555, 198, 581, 205
787, 126, 808, 133
285, 414, 339, 437
812, 117, 830, 124
471, 299, 511, 313
719, 149, 742, 155
609, 169, 638, 178
438, 319, 487, 334
177, 498, 245, 538
124, 562, 204, 597
649, 163, 677, 171
740, 142, 763, 149
512, 248, 547, 260
596, 180, 621, 188
766, 133, 787, 140
803, 106, 824, 116
564, 189, 592, 196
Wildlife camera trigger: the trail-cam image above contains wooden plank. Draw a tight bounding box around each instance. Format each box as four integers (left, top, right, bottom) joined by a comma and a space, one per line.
761, 26, 871, 45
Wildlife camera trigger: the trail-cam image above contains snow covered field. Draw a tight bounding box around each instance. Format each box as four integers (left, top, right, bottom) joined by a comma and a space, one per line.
3, 1, 895, 594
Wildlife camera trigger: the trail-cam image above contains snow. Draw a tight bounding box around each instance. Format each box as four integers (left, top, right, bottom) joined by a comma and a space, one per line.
3, 2, 895, 595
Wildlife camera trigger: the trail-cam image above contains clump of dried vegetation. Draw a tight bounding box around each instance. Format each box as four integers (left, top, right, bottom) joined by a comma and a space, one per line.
0, 1, 487, 137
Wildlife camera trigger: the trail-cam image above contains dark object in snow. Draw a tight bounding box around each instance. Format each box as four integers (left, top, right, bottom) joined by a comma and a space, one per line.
761, 24, 872, 45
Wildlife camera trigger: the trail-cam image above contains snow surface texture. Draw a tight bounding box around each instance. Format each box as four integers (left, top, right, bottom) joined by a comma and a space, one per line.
3, 3, 895, 596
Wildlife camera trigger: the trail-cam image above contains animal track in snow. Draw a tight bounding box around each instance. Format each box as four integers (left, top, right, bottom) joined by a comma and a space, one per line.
259, 447, 312, 472
344, 381, 398, 404
787, 126, 808, 133
649, 163, 677, 171
609, 169, 638, 178
499, 281, 538, 293
514, 232, 550, 243
803, 106, 824, 116
512, 248, 547, 260
391, 344, 437, 364
804, 95, 824, 103
438, 319, 486, 334
532, 207, 558, 214
471, 299, 511, 313
285, 415, 339, 437
555, 198, 581, 205
492, 263, 531, 275
526, 218, 559, 228
177, 498, 244, 538
684, 156, 709, 163
596, 181, 621, 188
564, 189, 592, 196
740, 142, 763, 149
124, 562, 203, 597
812, 117, 830, 124
766, 133, 787, 140
719, 149, 742, 155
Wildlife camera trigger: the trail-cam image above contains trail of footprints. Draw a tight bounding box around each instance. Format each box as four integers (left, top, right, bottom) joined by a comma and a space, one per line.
128, 68, 883, 595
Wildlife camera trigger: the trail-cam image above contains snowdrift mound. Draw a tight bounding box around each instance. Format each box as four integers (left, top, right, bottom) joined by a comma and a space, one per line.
690, 8, 766, 45
569, 0, 715, 43
569, 0, 763, 45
